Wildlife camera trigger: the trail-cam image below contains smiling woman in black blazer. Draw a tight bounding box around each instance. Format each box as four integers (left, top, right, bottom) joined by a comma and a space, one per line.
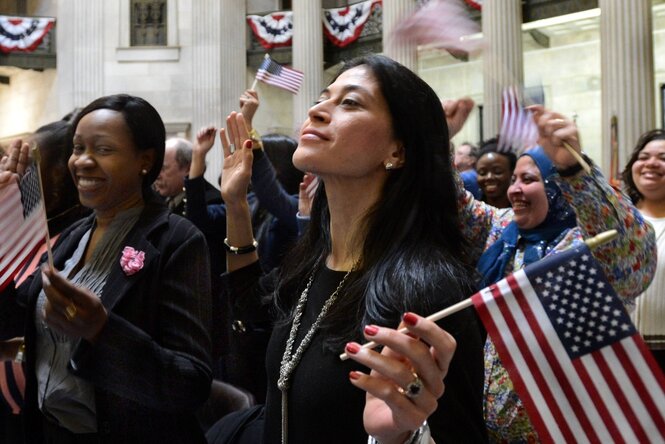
0, 94, 212, 443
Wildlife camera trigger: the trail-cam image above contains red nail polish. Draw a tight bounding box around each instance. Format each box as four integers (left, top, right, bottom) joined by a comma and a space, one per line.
364, 325, 379, 336
349, 371, 361, 381
345, 342, 360, 354
403, 312, 418, 326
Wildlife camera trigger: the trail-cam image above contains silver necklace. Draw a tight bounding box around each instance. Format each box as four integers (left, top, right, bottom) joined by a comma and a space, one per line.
277, 259, 354, 444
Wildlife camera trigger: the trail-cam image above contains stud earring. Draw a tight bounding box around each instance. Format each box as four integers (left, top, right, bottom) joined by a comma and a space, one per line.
141, 169, 148, 175
385, 162, 394, 170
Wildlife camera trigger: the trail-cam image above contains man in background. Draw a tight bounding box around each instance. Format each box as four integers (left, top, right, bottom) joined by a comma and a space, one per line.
154, 137, 221, 216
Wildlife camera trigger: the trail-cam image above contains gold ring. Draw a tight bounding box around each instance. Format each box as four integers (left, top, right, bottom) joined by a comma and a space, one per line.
64, 303, 77, 321
397, 372, 424, 399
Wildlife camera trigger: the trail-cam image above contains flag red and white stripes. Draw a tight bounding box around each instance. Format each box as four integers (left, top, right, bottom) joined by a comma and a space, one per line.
498, 86, 539, 154
255, 56, 304, 94
0, 166, 48, 291
472, 245, 665, 444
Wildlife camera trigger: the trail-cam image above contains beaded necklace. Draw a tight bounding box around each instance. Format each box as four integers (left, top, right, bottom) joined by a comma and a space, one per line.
277, 258, 354, 444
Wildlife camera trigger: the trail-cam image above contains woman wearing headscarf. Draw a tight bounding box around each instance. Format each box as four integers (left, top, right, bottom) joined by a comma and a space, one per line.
459, 107, 656, 442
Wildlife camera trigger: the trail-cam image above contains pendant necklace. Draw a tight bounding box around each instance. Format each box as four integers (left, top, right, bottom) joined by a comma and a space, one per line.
277, 258, 354, 444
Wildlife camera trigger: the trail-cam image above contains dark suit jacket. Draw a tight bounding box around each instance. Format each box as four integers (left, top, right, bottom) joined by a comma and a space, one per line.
172, 178, 222, 218
0, 199, 213, 443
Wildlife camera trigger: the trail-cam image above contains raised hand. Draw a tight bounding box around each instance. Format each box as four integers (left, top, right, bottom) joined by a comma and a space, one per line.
344, 313, 456, 444
529, 105, 582, 170
189, 126, 218, 179
298, 173, 318, 217
442, 97, 474, 139
220, 112, 254, 205
0, 139, 30, 188
41, 266, 108, 343
239, 89, 259, 128
194, 126, 217, 156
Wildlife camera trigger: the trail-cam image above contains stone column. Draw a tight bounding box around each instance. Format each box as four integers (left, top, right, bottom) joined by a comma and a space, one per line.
382, 0, 417, 71
600, 0, 654, 176
56, 0, 104, 116
482, 0, 523, 139
292, 0, 323, 131
192, 0, 246, 185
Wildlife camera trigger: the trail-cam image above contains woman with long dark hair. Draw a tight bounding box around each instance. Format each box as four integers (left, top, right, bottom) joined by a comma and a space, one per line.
211, 55, 486, 443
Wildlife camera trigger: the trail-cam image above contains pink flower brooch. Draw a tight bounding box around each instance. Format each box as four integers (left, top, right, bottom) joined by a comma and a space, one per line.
120, 246, 145, 276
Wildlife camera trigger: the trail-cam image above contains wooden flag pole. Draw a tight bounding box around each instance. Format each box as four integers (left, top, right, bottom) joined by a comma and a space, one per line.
339, 229, 619, 360
31, 146, 54, 270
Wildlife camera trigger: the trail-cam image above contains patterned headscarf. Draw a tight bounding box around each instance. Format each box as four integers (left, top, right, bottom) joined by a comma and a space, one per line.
477, 146, 577, 287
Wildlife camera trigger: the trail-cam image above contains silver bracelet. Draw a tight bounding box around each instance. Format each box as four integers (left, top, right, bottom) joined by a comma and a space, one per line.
367, 421, 431, 444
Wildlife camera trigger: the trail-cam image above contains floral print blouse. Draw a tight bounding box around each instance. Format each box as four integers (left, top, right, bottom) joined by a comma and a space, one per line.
458, 165, 657, 443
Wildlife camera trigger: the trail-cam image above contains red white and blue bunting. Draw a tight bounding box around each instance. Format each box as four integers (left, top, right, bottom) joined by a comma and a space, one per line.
323, 0, 381, 48
246, 11, 293, 50
247, 0, 382, 49
0, 16, 55, 54
464, 0, 482, 10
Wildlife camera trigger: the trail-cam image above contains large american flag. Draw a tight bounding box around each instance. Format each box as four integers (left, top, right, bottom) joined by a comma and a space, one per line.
0, 165, 48, 291
472, 244, 665, 443
255, 56, 304, 94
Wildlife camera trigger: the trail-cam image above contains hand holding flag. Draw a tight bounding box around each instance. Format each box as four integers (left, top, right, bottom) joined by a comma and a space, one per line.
0, 140, 50, 291
254, 55, 304, 94
391, 0, 482, 54
474, 242, 665, 443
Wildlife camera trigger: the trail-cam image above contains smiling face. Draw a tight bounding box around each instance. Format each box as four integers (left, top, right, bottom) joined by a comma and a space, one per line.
69, 109, 154, 219
293, 65, 402, 180
631, 139, 665, 204
476, 152, 512, 204
508, 156, 549, 229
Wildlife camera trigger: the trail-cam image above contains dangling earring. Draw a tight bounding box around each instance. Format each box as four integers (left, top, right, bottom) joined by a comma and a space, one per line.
385, 162, 394, 170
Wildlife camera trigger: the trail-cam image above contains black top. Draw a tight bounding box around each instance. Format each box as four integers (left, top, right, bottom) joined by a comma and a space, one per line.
224, 262, 487, 444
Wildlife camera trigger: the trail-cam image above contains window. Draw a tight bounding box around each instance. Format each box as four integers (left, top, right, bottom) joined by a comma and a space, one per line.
130, 0, 167, 46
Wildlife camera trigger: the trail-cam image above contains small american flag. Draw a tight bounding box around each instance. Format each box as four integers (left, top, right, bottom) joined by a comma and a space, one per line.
498, 86, 539, 154
473, 244, 665, 443
0, 165, 48, 291
256, 56, 304, 94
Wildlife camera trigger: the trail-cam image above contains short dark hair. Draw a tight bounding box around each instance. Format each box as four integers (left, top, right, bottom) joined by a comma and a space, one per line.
71, 94, 166, 189
622, 129, 665, 203
477, 137, 517, 171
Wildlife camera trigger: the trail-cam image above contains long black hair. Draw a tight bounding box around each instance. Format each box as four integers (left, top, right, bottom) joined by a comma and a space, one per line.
622, 129, 665, 204
71, 94, 166, 191
275, 54, 477, 349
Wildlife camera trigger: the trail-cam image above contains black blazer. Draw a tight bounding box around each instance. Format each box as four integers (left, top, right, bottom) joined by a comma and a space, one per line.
0, 199, 213, 443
